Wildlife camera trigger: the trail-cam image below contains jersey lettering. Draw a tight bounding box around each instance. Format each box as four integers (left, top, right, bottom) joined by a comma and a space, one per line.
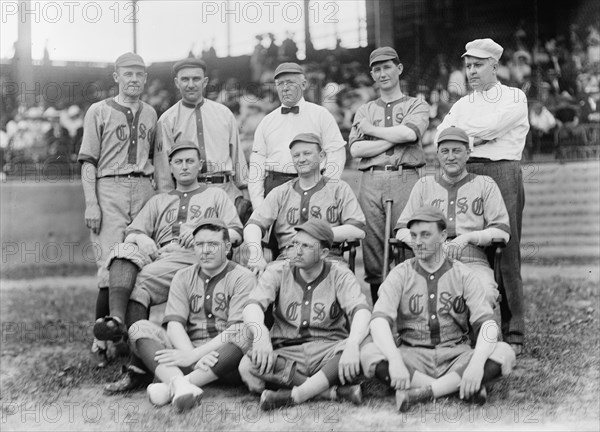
190, 294, 203, 313
471, 197, 484, 216
329, 301, 343, 321
165, 208, 178, 223
189, 205, 203, 219
439, 291, 453, 315
312, 303, 326, 322
408, 294, 424, 315
204, 207, 216, 218
116, 124, 128, 141
310, 206, 322, 219
431, 199, 445, 209
373, 119, 382, 127
456, 197, 469, 214
138, 123, 147, 140
453, 295, 467, 314
213, 292, 229, 312
285, 302, 301, 321
286, 208, 299, 225
326, 204, 340, 224
394, 112, 404, 123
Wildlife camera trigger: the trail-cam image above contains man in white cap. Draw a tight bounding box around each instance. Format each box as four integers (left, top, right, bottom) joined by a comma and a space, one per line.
437, 38, 529, 355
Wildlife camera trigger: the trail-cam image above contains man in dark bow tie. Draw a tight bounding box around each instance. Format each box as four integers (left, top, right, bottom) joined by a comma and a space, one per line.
248, 62, 347, 210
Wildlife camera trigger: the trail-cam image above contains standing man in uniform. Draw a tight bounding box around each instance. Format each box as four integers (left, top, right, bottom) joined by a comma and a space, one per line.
154, 58, 250, 221
78, 52, 158, 367
349, 47, 430, 303
245, 133, 365, 274
395, 127, 511, 327
248, 62, 347, 211
437, 38, 529, 354
361, 206, 516, 412
96, 141, 243, 394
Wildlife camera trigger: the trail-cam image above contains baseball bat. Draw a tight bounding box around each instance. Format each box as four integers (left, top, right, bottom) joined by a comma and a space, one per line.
382, 198, 393, 281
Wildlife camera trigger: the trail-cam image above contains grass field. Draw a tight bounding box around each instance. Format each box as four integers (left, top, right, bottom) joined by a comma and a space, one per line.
1, 262, 598, 431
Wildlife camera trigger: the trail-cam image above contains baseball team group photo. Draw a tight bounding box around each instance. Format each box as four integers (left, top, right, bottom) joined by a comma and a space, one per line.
1, 1, 598, 431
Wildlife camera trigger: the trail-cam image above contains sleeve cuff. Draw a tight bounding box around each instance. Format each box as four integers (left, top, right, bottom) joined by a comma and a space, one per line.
243, 299, 267, 312
403, 123, 422, 142
162, 314, 187, 327
371, 312, 394, 328
344, 219, 366, 231
78, 154, 98, 166
348, 303, 371, 321
472, 315, 496, 337
487, 223, 510, 234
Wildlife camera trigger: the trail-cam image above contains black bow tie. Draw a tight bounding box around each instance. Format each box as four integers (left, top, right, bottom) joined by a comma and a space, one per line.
281, 106, 299, 115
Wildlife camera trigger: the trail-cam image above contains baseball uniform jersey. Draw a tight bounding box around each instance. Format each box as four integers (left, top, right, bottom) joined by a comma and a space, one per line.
154, 99, 247, 197
373, 257, 495, 348
78, 98, 157, 177
246, 260, 370, 347
163, 262, 256, 342
78, 98, 158, 287
348, 96, 429, 285
247, 177, 365, 252
125, 185, 243, 246
395, 172, 510, 264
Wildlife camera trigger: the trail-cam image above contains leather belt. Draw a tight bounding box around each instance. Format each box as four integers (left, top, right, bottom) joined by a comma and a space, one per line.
361, 165, 418, 173
103, 172, 151, 179
267, 171, 298, 180
198, 174, 230, 184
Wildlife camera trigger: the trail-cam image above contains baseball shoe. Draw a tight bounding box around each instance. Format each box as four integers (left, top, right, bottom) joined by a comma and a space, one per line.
510, 343, 523, 356
468, 385, 488, 405
103, 365, 151, 395
94, 316, 128, 342
147, 383, 171, 407
169, 377, 203, 413
259, 389, 295, 411
395, 386, 434, 412
335, 384, 363, 405
90, 339, 113, 368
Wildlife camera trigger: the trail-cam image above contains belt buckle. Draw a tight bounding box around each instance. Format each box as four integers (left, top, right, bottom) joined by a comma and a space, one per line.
384, 165, 394, 172
205, 175, 213, 183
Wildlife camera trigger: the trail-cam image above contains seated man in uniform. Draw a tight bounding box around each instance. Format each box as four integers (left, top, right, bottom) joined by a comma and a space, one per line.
361, 206, 516, 412
126, 219, 255, 412
184, 219, 371, 409
244, 133, 365, 275
395, 126, 511, 326
94, 141, 243, 393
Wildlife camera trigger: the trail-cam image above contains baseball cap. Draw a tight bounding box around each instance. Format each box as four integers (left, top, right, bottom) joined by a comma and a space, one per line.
173, 57, 207, 74
294, 219, 334, 248
274, 62, 304, 79
192, 217, 228, 236
462, 38, 504, 61
168, 140, 200, 158
407, 206, 448, 229
369, 47, 400, 67
289, 132, 322, 149
115, 52, 145, 70
437, 127, 469, 147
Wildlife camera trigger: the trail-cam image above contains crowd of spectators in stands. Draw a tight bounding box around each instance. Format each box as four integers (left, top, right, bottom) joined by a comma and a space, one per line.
1, 22, 599, 179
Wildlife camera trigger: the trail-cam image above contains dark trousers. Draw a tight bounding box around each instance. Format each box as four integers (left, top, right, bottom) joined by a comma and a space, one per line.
467, 160, 525, 345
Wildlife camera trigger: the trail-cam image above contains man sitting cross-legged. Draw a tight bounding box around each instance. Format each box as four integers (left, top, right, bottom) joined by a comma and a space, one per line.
95, 141, 243, 394
395, 126, 511, 328
361, 206, 516, 412
127, 218, 255, 412
188, 219, 372, 410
